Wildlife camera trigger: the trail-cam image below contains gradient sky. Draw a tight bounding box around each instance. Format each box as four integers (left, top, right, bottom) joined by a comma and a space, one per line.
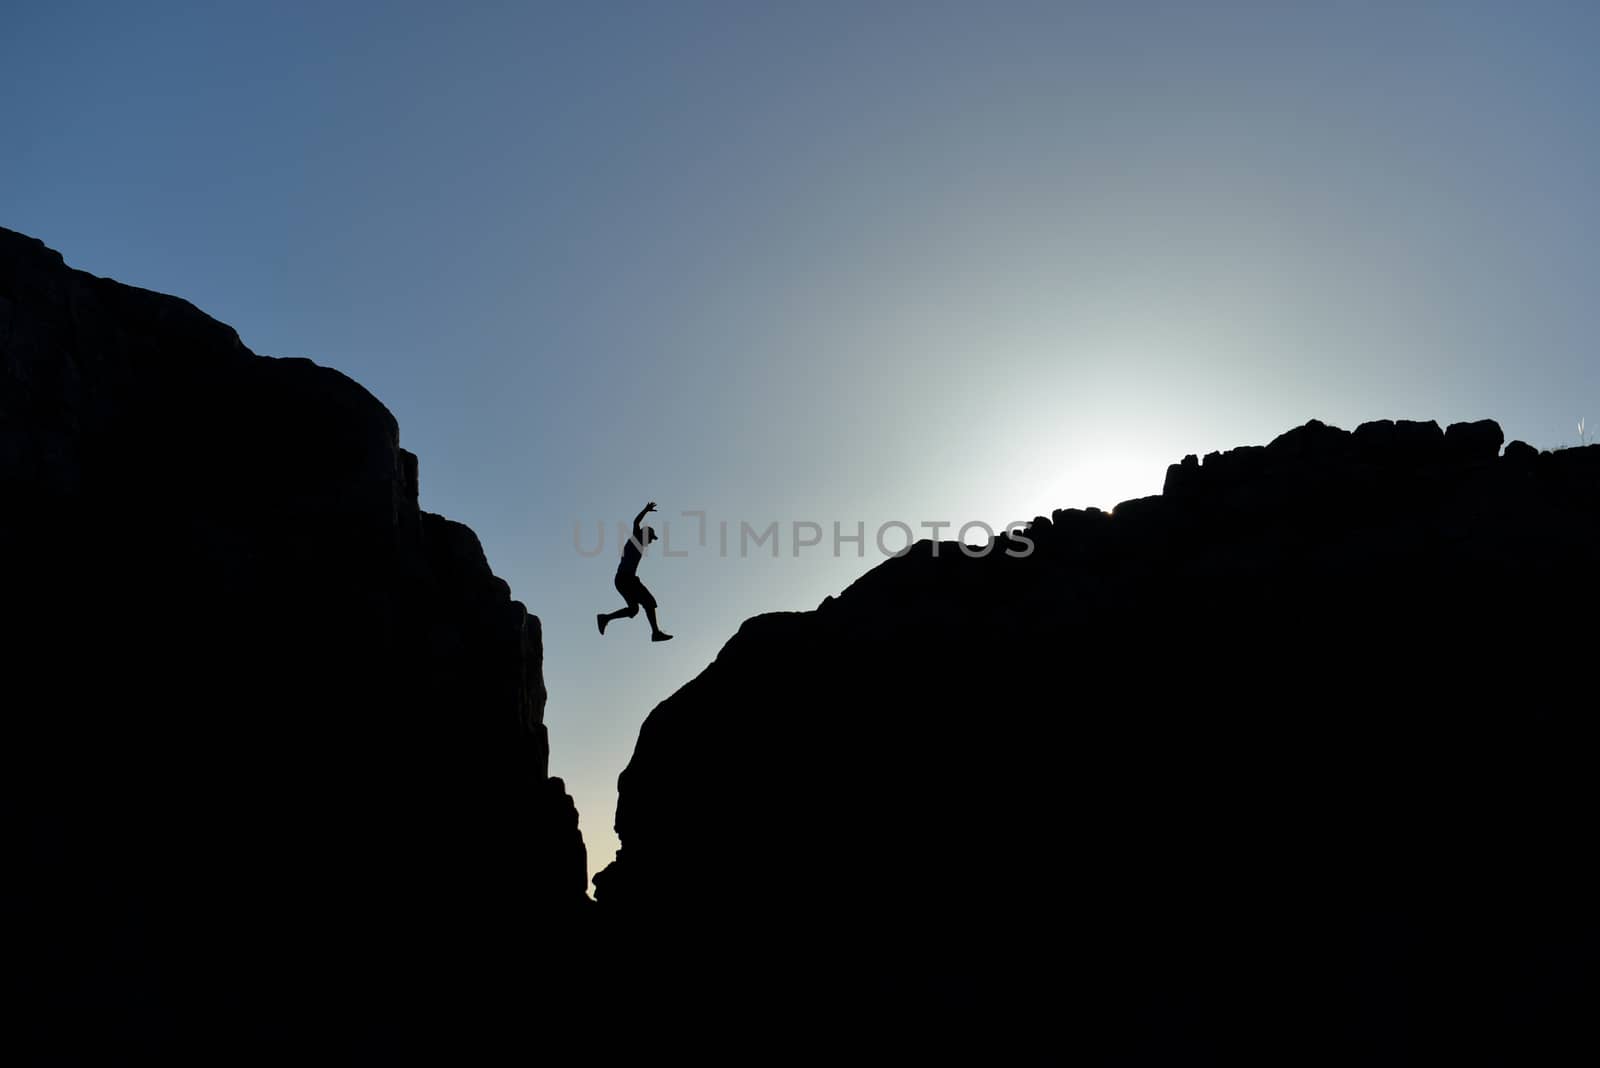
8, 1, 1599, 886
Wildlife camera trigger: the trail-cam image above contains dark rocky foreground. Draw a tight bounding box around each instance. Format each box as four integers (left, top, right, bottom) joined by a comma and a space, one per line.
8, 224, 1599, 1064
2, 228, 588, 1061
597, 417, 1600, 1061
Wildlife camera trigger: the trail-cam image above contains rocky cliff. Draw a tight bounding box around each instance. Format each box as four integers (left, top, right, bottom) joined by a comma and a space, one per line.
597, 417, 1600, 1062
11, 220, 1597, 1061
1, 227, 587, 1060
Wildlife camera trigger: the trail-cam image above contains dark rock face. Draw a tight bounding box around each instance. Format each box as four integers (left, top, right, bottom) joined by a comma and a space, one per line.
2, 228, 587, 1060
599, 416, 1600, 1061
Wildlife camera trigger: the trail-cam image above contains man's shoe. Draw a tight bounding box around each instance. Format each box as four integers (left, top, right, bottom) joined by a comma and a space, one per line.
597, 613, 608, 636
651, 632, 673, 642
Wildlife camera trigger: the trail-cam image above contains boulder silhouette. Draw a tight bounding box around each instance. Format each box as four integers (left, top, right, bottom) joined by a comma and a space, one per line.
597, 416, 1600, 1062
10, 220, 1598, 1062
2, 227, 588, 1061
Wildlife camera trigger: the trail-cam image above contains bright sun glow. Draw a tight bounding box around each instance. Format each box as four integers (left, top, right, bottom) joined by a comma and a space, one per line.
989, 447, 1170, 526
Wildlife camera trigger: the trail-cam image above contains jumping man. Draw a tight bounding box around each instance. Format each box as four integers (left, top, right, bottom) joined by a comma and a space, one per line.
598, 501, 672, 642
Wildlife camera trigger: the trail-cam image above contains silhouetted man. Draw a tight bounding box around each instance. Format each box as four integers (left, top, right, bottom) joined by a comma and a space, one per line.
598, 501, 672, 642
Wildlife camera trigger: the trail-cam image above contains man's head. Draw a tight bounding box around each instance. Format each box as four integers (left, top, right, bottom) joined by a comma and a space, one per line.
645, 526, 658, 544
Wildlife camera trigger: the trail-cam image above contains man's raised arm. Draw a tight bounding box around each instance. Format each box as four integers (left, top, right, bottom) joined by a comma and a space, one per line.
633, 501, 657, 540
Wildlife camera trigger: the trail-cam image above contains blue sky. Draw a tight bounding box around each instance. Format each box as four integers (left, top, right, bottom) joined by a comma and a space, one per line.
8, 1, 1599, 885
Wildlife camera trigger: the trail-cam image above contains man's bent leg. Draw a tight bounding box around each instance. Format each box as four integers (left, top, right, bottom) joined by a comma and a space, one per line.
643, 602, 672, 642
600, 604, 639, 634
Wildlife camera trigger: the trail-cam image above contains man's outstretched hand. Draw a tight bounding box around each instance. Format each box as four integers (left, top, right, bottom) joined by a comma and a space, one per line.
644, 501, 657, 513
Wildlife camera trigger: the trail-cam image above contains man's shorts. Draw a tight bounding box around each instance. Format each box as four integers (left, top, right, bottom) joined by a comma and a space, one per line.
615, 572, 657, 610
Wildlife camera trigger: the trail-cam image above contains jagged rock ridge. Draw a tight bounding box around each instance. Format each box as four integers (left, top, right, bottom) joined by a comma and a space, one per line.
2, 227, 587, 1060
598, 415, 1600, 1062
